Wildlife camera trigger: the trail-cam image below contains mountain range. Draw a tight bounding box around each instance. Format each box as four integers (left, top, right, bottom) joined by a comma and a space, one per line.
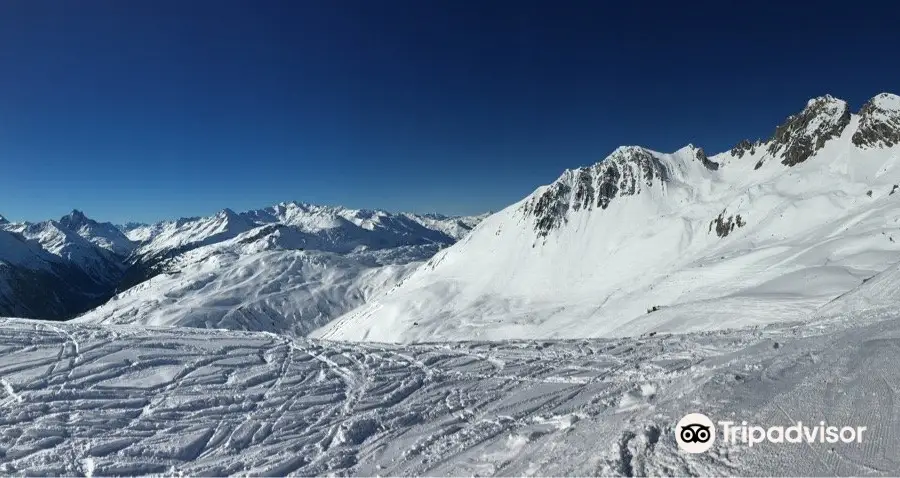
316, 93, 900, 342
0, 203, 485, 326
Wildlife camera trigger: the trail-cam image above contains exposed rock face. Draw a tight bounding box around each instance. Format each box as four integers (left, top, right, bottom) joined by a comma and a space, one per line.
709, 210, 746, 238
730, 139, 756, 159
852, 93, 900, 148
767, 95, 851, 167
695, 147, 719, 171
523, 147, 670, 237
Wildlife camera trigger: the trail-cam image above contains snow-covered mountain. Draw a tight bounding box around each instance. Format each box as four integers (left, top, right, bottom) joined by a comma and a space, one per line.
317, 93, 900, 343
0, 204, 483, 325
118, 203, 482, 291
74, 224, 433, 335
0, 227, 119, 319
2, 219, 125, 286
58, 209, 136, 257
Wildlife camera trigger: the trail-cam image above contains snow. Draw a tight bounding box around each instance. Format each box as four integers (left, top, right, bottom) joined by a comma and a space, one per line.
2, 307, 900, 475
74, 227, 426, 336
871, 92, 900, 112
317, 104, 900, 343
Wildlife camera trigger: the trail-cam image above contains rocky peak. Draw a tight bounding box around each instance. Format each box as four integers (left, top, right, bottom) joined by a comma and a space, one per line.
523, 146, 670, 237
0, 214, 8, 225
215, 208, 251, 227
729, 139, 760, 159
767, 95, 851, 167
59, 209, 92, 230
217, 208, 238, 219
852, 93, 900, 148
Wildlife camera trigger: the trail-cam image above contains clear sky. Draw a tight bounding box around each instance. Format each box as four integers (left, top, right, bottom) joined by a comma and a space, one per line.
1, 0, 899, 224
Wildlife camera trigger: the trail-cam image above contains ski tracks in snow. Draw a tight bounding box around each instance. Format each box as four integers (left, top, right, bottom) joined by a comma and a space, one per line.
0, 316, 899, 475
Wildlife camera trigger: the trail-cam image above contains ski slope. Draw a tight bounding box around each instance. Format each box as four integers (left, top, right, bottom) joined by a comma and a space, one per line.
1, 306, 899, 476
318, 94, 900, 343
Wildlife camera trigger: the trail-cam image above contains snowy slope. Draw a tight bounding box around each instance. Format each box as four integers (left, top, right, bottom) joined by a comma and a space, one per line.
814, 260, 900, 319
2, 308, 899, 475
318, 93, 900, 343
75, 225, 427, 336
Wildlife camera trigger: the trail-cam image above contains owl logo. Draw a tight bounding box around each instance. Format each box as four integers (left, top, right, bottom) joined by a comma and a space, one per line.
676, 413, 716, 453
680, 423, 712, 443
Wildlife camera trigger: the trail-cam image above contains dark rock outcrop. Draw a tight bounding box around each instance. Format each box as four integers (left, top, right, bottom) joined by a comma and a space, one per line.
767, 95, 851, 167
695, 147, 719, 171
523, 147, 670, 237
730, 139, 756, 159
709, 210, 746, 238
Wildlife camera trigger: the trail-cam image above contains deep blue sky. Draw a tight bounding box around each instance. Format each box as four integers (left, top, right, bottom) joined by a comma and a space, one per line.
2, 0, 899, 224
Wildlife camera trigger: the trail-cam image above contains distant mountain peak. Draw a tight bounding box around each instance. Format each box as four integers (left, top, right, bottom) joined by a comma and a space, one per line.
217, 207, 238, 218
852, 92, 900, 148
0, 214, 7, 225
59, 209, 91, 228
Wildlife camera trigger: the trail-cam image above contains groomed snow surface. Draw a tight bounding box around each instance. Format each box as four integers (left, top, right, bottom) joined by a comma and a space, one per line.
1, 307, 898, 476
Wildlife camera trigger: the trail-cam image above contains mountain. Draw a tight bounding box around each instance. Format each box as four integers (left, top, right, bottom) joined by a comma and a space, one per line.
0, 211, 132, 319
119, 203, 482, 291
74, 224, 430, 336
0, 203, 483, 324
0, 227, 120, 319
2, 219, 125, 286
240, 202, 471, 250
316, 93, 900, 343
58, 209, 137, 257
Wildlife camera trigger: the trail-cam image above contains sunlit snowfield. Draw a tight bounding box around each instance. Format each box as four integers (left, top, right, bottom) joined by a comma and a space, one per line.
1, 309, 898, 476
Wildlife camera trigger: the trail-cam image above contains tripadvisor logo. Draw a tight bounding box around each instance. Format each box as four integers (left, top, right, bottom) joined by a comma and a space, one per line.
676, 413, 716, 453
676, 412, 868, 453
